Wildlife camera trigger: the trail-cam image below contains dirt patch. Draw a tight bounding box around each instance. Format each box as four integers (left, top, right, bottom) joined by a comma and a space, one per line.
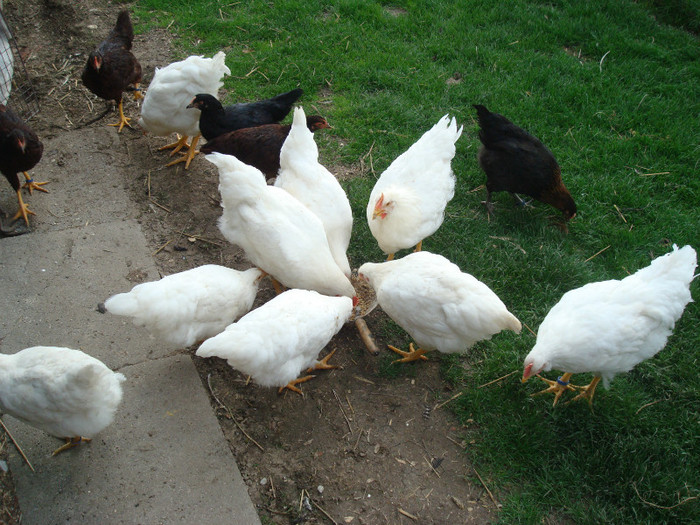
2, 1, 495, 523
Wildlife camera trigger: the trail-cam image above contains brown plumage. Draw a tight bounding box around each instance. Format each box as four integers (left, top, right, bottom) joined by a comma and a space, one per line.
0, 104, 45, 228
473, 104, 576, 231
81, 10, 142, 132
199, 116, 331, 180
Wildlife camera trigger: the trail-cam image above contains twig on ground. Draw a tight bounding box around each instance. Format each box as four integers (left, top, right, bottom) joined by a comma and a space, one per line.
635, 399, 664, 415
206, 374, 264, 452
613, 204, 627, 223
522, 322, 537, 337
478, 370, 517, 389
633, 483, 699, 510
0, 418, 34, 472
584, 245, 610, 263
332, 389, 353, 433
473, 467, 500, 508
148, 198, 171, 213
311, 498, 338, 525
152, 239, 172, 256
433, 391, 463, 410
398, 508, 418, 521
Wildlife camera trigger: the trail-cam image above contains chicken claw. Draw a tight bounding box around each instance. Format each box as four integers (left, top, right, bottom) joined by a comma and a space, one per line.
52, 436, 92, 456
389, 343, 429, 363
279, 375, 315, 396
165, 134, 201, 170
531, 372, 576, 406
11, 189, 36, 226
566, 376, 602, 406
22, 172, 49, 195
307, 349, 338, 372
107, 99, 132, 133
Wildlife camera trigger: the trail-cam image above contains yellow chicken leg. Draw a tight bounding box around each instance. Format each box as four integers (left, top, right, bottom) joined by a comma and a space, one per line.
531, 372, 576, 406
52, 436, 92, 456
11, 188, 35, 226
166, 134, 201, 170
22, 172, 49, 195
107, 98, 131, 133
386, 253, 395, 261
389, 343, 429, 363
158, 134, 190, 154
279, 375, 316, 396
132, 83, 143, 101
567, 376, 602, 406
307, 349, 338, 372
413, 240, 423, 252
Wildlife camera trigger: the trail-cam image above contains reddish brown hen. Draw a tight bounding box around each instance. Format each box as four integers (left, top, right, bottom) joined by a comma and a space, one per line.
0, 104, 45, 228
473, 104, 576, 231
199, 115, 330, 180
81, 10, 142, 132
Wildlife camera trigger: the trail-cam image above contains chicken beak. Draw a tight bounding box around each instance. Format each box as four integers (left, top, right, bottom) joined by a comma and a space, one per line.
521, 363, 534, 383
186, 98, 197, 109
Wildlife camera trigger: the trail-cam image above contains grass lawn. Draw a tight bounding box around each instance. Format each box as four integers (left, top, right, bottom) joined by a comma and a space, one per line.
134, 1, 699, 522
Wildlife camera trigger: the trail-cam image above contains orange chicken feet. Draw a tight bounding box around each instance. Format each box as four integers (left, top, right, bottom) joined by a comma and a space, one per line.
389, 343, 429, 363
567, 376, 602, 406
52, 436, 92, 456
531, 372, 576, 406
279, 375, 315, 396
22, 172, 49, 195
166, 134, 201, 170
107, 98, 132, 133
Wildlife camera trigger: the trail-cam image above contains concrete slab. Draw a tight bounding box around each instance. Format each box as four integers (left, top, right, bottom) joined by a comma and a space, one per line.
5, 354, 260, 525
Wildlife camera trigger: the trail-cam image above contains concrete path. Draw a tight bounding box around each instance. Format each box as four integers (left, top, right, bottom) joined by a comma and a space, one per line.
0, 124, 261, 524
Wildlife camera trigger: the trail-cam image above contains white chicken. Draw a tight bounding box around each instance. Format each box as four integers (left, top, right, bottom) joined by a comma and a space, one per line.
196, 289, 354, 394
138, 51, 230, 169
366, 115, 463, 260
358, 251, 521, 363
207, 152, 356, 299
0, 346, 125, 455
100, 265, 263, 347
522, 244, 697, 406
276, 106, 353, 277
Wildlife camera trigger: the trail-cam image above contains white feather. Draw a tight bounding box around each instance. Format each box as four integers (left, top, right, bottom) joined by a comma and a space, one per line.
196, 289, 353, 388
103, 265, 263, 347
276, 106, 353, 277
0, 346, 125, 439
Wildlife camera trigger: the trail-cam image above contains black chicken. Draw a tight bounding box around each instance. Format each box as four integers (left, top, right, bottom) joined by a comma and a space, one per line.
81, 10, 142, 132
0, 104, 45, 227
473, 104, 576, 231
187, 88, 304, 141
200, 115, 331, 180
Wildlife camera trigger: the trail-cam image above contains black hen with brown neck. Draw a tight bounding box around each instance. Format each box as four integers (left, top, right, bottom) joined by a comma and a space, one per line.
473, 104, 576, 231
0, 104, 45, 228
187, 88, 303, 141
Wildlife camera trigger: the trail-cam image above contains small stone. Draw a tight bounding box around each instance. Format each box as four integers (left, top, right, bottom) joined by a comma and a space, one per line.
317, 485, 324, 494
260, 477, 268, 485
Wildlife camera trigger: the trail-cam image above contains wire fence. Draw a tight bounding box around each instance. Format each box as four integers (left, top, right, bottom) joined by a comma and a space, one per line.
1, 8, 39, 121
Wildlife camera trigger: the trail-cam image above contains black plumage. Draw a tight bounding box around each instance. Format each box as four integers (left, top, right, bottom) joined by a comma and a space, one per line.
187, 88, 304, 141
0, 104, 45, 227
473, 104, 576, 229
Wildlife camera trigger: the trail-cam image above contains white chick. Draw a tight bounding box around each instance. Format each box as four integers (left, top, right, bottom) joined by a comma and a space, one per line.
196, 289, 354, 394
367, 115, 463, 259
359, 251, 521, 363
101, 265, 263, 347
522, 244, 696, 406
276, 106, 353, 277
207, 152, 356, 299
0, 346, 125, 455
138, 51, 230, 168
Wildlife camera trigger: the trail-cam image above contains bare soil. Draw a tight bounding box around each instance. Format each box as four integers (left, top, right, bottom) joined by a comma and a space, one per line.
2, 1, 495, 523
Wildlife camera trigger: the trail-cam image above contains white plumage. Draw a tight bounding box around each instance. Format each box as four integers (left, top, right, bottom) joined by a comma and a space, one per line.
366, 115, 462, 257
102, 265, 263, 347
359, 251, 521, 361
0, 346, 125, 453
196, 289, 353, 391
138, 51, 229, 138
523, 244, 696, 404
208, 152, 356, 298
276, 106, 353, 277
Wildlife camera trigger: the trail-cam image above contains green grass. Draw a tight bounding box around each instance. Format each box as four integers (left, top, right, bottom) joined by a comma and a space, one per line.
134, 0, 700, 522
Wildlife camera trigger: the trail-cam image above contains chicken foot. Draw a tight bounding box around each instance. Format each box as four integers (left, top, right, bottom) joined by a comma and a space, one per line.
107, 98, 132, 133
11, 188, 35, 226
158, 134, 190, 154
166, 134, 201, 170
567, 376, 602, 406
279, 375, 316, 396
22, 172, 50, 195
389, 343, 429, 363
307, 349, 338, 372
531, 372, 576, 406
52, 436, 92, 456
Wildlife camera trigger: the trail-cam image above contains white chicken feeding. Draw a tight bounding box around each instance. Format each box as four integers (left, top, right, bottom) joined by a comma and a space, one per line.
138, 51, 230, 169
207, 152, 356, 299
100, 265, 263, 347
366, 115, 463, 260
522, 244, 697, 406
0, 346, 125, 455
358, 251, 521, 363
197, 289, 354, 394
275, 106, 353, 277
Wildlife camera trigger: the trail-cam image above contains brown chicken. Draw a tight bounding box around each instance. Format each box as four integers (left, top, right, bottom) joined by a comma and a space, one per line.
0, 104, 45, 227
473, 104, 576, 231
199, 115, 330, 180
81, 10, 142, 132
